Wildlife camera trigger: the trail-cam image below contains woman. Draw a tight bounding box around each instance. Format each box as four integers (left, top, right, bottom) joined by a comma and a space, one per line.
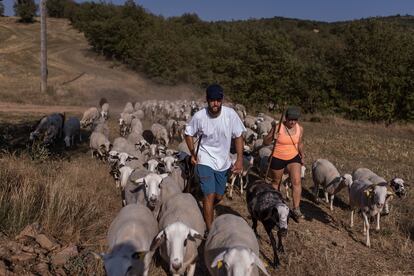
263, 106, 305, 220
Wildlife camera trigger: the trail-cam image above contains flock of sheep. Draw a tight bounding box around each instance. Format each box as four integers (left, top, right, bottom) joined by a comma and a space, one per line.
28, 99, 408, 276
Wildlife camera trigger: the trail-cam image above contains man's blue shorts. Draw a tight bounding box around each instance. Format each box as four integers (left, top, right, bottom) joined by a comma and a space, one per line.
196, 164, 229, 196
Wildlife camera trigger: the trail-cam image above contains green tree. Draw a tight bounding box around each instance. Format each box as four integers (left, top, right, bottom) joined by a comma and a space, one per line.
14, 0, 38, 23
46, 0, 69, 18
0, 0, 4, 17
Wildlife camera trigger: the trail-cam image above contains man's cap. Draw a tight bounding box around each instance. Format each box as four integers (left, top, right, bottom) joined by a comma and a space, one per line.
206, 84, 224, 100
285, 106, 301, 120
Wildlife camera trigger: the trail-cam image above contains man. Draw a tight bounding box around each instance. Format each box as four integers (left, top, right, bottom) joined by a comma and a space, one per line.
185, 84, 246, 231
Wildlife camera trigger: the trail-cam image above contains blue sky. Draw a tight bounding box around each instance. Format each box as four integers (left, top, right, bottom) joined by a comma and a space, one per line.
3, 0, 414, 22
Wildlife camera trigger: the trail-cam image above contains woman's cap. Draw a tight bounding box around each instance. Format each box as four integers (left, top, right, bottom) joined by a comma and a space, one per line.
285, 106, 301, 120
206, 84, 224, 100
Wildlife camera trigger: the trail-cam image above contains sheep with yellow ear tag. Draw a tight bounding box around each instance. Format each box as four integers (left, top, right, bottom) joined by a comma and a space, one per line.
205, 214, 270, 276
99, 204, 158, 276
349, 180, 389, 248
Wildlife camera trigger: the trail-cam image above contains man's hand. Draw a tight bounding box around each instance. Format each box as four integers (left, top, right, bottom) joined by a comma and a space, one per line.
231, 158, 243, 174
191, 154, 198, 165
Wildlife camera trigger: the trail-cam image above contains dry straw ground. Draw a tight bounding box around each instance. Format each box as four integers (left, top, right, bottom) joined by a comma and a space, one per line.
0, 17, 413, 276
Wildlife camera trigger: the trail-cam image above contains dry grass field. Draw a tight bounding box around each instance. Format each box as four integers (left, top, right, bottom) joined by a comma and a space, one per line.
0, 17, 413, 276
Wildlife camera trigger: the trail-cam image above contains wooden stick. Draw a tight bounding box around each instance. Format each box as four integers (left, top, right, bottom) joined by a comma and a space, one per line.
265, 107, 285, 183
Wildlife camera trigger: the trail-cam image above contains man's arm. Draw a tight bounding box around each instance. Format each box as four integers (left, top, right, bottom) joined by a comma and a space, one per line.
185, 134, 197, 165
231, 135, 244, 173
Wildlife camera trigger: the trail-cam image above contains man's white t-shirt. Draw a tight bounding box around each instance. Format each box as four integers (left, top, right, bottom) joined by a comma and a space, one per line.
185, 106, 246, 171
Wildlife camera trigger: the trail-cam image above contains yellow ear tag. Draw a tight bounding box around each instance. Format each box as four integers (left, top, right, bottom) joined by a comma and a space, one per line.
364, 190, 371, 197
217, 260, 223, 269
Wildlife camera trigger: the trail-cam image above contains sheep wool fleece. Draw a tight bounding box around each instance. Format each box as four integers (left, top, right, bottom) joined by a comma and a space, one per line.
185, 106, 246, 171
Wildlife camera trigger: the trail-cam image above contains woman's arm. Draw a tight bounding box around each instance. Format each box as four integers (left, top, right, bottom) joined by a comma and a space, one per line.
298, 125, 305, 163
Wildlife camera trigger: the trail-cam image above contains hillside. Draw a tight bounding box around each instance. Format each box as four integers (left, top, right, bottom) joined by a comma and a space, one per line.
0, 16, 413, 276
0, 16, 202, 109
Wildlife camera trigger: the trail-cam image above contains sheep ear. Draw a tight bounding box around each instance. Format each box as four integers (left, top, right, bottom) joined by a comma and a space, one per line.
90, 251, 105, 260
386, 191, 394, 199
160, 173, 169, 179
134, 177, 144, 184
252, 252, 270, 276
188, 229, 204, 240
131, 251, 147, 260
211, 251, 226, 269
150, 230, 165, 251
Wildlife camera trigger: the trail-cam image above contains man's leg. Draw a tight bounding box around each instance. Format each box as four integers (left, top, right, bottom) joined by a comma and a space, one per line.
203, 194, 216, 231
197, 164, 216, 231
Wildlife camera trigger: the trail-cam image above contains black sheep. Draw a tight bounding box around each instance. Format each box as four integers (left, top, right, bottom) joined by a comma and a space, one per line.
246, 179, 298, 268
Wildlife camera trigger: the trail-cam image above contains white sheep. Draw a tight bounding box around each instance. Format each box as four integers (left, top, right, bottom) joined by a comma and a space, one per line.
80, 107, 100, 128
312, 159, 352, 210
161, 155, 178, 173
119, 112, 134, 136
151, 123, 169, 146
89, 131, 111, 159
352, 168, 403, 215
204, 214, 269, 276
150, 193, 205, 276
101, 102, 109, 120
130, 118, 143, 136
92, 117, 110, 138
123, 102, 134, 114
348, 179, 392, 247
227, 153, 254, 199
102, 204, 158, 276
244, 115, 257, 130
281, 165, 306, 201
256, 120, 272, 137
134, 173, 169, 215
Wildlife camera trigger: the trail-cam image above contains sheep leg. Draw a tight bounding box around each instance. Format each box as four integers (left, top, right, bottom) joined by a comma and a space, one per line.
252, 217, 259, 238
240, 174, 244, 195
228, 175, 235, 200
324, 191, 329, 203
285, 183, 290, 201
277, 231, 285, 253
243, 172, 249, 190
362, 212, 371, 247
350, 210, 354, 228
330, 195, 334, 211
264, 223, 280, 268
376, 212, 380, 231
313, 184, 320, 203
187, 263, 196, 276
143, 252, 154, 276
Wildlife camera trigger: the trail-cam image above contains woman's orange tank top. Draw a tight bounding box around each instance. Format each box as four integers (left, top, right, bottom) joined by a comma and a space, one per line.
272, 123, 301, 160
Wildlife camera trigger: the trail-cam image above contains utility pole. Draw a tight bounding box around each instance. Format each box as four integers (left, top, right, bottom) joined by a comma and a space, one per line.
40, 0, 47, 93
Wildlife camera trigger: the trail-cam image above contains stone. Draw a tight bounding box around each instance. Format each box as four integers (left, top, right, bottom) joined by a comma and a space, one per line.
35, 234, 57, 251
10, 252, 36, 263
51, 245, 78, 266
15, 223, 40, 240
54, 267, 67, 276
21, 246, 35, 254
34, 262, 51, 276
5, 241, 22, 254
0, 261, 7, 276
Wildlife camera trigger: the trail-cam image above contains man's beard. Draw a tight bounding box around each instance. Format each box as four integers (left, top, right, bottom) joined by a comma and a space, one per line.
208, 105, 222, 117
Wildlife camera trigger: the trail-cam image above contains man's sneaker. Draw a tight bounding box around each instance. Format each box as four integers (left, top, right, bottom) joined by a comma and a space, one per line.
291, 208, 304, 221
